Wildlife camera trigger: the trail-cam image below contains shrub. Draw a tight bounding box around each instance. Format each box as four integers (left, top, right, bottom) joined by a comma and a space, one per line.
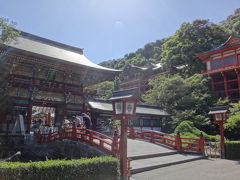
174, 121, 217, 141
0, 156, 119, 180
225, 141, 240, 159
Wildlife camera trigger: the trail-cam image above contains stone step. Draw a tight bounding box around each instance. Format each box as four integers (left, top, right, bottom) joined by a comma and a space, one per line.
129, 151, 178, 160
131, 153, 206, 174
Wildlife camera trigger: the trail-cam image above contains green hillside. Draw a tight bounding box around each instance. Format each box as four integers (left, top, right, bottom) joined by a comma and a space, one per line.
93, 9, 240, 138
100, 8, 240, 77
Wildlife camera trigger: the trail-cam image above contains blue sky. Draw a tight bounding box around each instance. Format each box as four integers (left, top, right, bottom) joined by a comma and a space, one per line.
0, 0, 239, 64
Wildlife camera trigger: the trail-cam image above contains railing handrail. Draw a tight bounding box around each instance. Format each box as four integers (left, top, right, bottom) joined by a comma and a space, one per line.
128, 127, 205, 154
36, 126, 119, 157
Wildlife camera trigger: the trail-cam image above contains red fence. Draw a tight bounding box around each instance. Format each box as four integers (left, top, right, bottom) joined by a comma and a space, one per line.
36, 126, 119, 156
128, 128, 205, 153
36, 126, 205, 156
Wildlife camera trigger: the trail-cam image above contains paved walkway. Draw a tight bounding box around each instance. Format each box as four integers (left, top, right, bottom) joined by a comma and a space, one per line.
131, 159, 240, 180
127, 139, 177, 157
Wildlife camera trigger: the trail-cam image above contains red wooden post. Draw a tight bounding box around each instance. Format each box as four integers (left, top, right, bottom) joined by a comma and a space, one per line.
175, 132, 182, 151
72, 123, 77, 140
112, 130, 119, 156
219, 122, 225, 158
89, 131, 93, 144
129, 127, 135, 139
150, 131, 155, 143
199, 132, 205, 154
119, 117, 128, 179
47, 112, 51, 125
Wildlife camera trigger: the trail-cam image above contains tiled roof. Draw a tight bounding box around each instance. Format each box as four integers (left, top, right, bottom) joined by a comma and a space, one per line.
4, 31, 121, 73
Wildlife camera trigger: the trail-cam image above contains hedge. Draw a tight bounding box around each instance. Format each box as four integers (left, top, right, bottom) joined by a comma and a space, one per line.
225, 141, 240, 159
0, 156, 119, 180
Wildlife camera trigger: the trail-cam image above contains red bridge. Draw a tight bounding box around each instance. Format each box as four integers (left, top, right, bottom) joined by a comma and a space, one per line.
37, 125, 205, 156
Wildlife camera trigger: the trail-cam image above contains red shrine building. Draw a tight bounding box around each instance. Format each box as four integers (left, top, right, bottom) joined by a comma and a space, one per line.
0, 31, 120, 134
197, 35, 240, 101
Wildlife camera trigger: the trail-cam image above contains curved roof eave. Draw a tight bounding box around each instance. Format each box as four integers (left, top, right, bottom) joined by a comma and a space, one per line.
5, 33, 121, 73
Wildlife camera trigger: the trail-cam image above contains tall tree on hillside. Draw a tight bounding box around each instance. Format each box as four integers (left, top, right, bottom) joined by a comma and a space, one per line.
221, 8, 240, 35
160, 19, 229, 77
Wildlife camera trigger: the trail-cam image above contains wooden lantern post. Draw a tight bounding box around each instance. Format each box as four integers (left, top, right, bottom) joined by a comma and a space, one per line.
209, 106, 228, 158
109, 88, 138, 179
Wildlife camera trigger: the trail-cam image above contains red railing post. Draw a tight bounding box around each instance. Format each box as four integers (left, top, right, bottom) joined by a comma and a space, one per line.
112, 130, 119, 156
150, 131, 155, 143
89, 131, 93, 144
72, 123, 77, 141
175, 132, 182, 151
199, 132, 205, 154
129, 127, 135, 139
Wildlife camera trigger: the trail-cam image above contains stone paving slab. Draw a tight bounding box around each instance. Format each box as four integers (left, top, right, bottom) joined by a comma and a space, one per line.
131, 153, 205, 174
128, 139, 177, 157
131, 159, 240, 180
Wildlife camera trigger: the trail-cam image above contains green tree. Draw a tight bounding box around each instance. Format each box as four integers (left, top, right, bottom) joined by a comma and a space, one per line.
161, 19, 229, 77
0, 18, 19, 43
224, 102, 240, 140
85, 81, 114, 100
221, 8, 240, 34
143, 74, 216, 130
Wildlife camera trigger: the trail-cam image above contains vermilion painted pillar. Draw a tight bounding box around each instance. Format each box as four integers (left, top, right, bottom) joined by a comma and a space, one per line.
235, 70, 240, 98
219, 122, 225, 158
120, 116, 128, 180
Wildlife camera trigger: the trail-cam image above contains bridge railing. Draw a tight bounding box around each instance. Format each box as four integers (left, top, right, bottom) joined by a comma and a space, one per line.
128, 128, 205, 154
36, 125, 120, 156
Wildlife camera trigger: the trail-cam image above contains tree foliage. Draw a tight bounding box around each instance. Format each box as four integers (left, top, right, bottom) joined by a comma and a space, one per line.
0, 17, 19, 44
100, 39, 165, 70
160, 19, 229, 77
174, 120, 216, 141
143, 74, 216, 129
85, 81, 115, 100
221, 102, 240, 140
221, 8, 240, 35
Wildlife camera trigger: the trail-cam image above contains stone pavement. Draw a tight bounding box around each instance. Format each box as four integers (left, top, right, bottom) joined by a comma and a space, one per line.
128, 139, 177, 157
131, 159, 240, 180
127, 139, 205, 174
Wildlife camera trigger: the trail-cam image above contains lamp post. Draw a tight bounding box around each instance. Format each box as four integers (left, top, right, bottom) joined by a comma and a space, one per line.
109, 88, 138, 179
209, 106, 228, 158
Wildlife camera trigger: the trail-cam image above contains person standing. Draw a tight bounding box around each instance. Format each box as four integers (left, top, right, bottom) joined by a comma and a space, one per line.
82, 113, 92, 129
